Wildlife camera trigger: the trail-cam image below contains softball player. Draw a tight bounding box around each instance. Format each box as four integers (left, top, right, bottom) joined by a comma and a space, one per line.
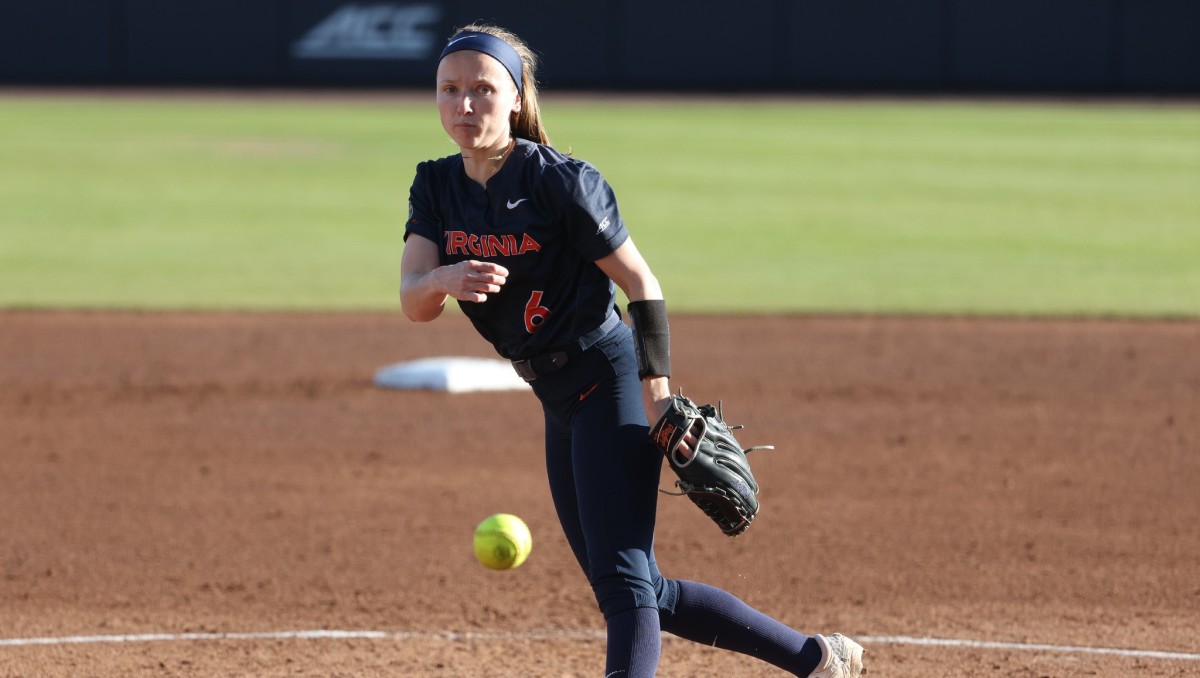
400, 23, 864, 678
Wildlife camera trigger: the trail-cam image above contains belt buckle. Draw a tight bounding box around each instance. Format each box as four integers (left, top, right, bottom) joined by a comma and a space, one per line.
512, 359, 537, 382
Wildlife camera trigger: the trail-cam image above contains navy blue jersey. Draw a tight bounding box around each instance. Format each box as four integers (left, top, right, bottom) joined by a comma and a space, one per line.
405, 138, 630, 360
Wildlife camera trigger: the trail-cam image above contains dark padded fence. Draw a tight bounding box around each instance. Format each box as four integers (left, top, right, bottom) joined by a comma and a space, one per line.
1, 0, 1197, 92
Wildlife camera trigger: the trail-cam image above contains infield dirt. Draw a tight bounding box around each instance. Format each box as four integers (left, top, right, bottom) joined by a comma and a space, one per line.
2, 311, 1198, 676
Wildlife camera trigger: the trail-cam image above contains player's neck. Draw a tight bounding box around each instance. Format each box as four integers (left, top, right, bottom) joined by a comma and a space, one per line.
461, 137, 516, 188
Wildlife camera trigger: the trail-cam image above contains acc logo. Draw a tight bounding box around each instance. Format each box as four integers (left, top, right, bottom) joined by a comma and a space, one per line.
292, 3, 441, 60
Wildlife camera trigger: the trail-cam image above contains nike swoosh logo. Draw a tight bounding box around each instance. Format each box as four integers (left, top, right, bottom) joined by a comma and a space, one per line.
578, 382, 601, 401
506, 198, 529, 209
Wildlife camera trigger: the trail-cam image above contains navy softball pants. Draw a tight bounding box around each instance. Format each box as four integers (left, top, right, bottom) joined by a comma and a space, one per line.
530, 322, 678, 618
528, 322, 823, 676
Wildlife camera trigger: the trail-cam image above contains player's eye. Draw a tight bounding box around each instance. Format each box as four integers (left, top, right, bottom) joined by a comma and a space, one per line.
478, 85, 493, 95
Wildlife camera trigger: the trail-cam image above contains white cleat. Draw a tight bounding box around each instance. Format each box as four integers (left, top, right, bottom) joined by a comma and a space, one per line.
808, 633, 865, 678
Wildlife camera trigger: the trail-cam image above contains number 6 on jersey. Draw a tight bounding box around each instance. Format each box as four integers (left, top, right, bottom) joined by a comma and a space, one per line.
524, 290, 550, 333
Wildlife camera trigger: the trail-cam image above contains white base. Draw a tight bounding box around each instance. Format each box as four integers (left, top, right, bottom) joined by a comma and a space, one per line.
373, 357, 530, 393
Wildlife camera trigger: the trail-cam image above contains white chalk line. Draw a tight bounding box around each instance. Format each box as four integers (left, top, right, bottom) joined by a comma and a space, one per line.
0, 629, 603, 648
1, 629, 1198, 661
858, 636, 1200, 662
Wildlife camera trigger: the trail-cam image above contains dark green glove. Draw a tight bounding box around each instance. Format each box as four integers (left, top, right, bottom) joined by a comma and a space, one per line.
650, 394, 772, 537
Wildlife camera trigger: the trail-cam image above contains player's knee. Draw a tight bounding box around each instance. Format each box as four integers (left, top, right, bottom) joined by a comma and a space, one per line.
655, 575, 680, 616
590, 571, 679, 619
590, 572, 658, 620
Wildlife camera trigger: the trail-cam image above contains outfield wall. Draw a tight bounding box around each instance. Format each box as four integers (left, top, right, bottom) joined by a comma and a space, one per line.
1, 0, 1197, 92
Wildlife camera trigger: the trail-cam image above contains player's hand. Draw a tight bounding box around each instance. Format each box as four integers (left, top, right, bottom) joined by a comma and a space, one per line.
643, 377, 698, 460
436, 260, 508, 303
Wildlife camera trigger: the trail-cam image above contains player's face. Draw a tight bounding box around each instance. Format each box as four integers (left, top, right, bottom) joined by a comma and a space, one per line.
436, 51, 521, 156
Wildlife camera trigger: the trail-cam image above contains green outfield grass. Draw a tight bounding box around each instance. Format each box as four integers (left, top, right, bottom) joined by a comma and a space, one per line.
1, 94, 1197, 315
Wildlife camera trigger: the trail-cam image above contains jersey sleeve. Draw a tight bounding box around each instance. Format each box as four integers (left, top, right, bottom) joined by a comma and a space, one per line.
550, 161, 630, 261
405, 161, 441, 245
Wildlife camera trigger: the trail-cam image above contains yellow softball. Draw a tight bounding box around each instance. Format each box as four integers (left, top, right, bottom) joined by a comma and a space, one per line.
473, 513, 532, 570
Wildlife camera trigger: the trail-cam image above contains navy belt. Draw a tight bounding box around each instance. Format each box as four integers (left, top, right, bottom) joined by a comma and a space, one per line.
511, 311, 622, 382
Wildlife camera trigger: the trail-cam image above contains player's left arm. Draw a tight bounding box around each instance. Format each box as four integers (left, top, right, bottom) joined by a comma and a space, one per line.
596, 239, 696, 456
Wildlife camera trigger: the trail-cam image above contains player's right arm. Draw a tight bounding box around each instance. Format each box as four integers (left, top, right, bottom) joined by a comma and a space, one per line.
400, 234, 509, 322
